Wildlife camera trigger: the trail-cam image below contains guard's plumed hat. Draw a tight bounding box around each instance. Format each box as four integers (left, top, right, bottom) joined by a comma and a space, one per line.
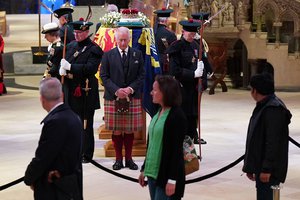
179, 19, 201, 32
53, 2, 74, 18
250, 73, 275, 95
70, 18, 93, 31
41, 22, 59, 34
154, 7, 173, 18
191, 12, 210, 21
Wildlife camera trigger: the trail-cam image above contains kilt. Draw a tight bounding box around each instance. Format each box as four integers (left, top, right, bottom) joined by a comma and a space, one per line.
104, 98, 143, 132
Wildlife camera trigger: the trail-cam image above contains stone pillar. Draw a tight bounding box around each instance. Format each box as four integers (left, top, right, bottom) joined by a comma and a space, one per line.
273, 22, 282, 44
294, 31, 300, 57
256, 11, 262, 32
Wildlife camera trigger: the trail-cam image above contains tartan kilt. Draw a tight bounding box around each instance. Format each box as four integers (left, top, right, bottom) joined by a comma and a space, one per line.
104, 98, 143, 132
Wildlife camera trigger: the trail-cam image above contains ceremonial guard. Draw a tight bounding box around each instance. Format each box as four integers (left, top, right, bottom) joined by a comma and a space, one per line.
53, 2, 75, 44
41, 22, 63, 79
153, 8, 177, 74
167, 20, 206, 145
0, 34, 6, 95
59, 18, 103, 163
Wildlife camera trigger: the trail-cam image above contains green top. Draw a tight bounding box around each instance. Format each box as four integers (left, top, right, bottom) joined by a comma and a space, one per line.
144, 108, 170, 179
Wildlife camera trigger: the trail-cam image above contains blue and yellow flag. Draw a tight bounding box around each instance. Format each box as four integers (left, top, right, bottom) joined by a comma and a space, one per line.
94, 27, 161, 117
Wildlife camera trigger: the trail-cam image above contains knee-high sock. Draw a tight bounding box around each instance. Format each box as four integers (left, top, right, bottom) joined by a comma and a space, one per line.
123, 133, 134, 161
112, 134, 123, 161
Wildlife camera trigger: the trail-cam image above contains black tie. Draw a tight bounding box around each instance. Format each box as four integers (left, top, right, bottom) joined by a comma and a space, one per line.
122, 50, 127, 63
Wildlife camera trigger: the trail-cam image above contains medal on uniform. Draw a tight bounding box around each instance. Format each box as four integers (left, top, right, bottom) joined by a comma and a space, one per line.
82, 46, 87, 53
49, 48, 55, 55
73, 51, 79, 58
192, 56, 196, 63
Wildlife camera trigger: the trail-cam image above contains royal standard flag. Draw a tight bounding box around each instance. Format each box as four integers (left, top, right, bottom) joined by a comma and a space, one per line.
94, 27, 161, 117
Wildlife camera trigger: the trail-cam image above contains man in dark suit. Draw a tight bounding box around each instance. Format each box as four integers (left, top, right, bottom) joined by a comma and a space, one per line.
100, 26, 145, 170
59, 18, 103, 163
153, 8, 177, 74
53, 2, 75, 44
24, 78, 83, 200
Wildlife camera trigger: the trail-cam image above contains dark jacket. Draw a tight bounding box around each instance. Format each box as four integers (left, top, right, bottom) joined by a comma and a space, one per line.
24, 104, 83, 200
64, 37, 103, 115
155, 24, 177, 74
100, 47, 145, 100
167, 38, 200, 116
142, 106, 187, 198
46, 41, 63, 79
243, 94, 292, 183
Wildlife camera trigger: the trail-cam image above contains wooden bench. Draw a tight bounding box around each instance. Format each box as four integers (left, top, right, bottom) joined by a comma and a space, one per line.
0, 11, 6, 36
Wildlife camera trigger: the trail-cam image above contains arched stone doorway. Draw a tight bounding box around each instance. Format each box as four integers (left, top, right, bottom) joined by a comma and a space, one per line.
227, 39, 248, 88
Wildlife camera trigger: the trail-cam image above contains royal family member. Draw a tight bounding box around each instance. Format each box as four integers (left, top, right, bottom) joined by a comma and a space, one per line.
100, 27, 145, 170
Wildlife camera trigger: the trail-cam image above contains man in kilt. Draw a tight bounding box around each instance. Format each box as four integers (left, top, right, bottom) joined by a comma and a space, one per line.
100, 27, 145, 170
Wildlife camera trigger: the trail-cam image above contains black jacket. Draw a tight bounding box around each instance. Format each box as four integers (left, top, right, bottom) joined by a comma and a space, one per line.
142, 106, 187, 198
64, 37, 103, 115
100, 47, 145, 100
46, 41, 63, 79
243, 94, 292, 183
24, 104, 83, 200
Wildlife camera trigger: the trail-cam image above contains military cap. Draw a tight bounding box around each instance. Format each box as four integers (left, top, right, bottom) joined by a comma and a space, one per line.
41, 22, 59, 34
191, 12, 210, 21
53, 2, 74, 19
154, 7, 173, 18
179, 19, 201, 32
70, 18, 93, 31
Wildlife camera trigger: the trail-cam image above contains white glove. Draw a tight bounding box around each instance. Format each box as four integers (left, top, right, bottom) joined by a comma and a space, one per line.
194, 60, 204, 78
60, 58, 71, 71
59, 66, 66, 76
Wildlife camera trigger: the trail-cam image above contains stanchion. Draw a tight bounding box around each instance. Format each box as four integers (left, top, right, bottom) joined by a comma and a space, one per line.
271, 185, 281, 200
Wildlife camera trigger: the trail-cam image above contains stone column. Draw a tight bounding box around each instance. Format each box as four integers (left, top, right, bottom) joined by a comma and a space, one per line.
256, 11, 262, 32
273, 22, 282, 44
294, 31, 300, 57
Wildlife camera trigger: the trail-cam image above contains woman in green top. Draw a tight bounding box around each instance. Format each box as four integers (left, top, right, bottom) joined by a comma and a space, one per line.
139, 75, 188, 200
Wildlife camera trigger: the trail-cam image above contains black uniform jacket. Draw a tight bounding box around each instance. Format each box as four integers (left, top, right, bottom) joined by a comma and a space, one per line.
46, 41, 63, 79
243, 94, 292, 183
100, 46, 145, 100
24, 104, 83, 200
64, 37, 103, 115
142, 106, 187, 198
155, 24, 177, 72
167, 38, 199, 116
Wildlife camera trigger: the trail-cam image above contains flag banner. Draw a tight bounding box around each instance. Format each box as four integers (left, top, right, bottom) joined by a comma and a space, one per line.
94, 27, 161, 117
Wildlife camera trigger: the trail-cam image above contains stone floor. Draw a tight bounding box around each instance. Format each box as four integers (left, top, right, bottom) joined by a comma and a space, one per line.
1, 75, 300, 200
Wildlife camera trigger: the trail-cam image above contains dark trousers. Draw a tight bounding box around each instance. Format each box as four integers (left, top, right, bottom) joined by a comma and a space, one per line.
186, 115, 198, 140
256, 175, 280, 200
81, 110, 95, 160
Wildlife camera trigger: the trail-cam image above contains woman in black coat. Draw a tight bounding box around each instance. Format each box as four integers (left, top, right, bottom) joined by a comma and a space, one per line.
139, 75, 187, 200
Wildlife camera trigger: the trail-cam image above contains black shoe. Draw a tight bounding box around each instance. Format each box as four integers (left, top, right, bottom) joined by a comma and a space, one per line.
194, 138, 199, 144
82, 157, 91, 164
200, 139, 207, 144
113, 160, 124, 170
125, 159, 138, 170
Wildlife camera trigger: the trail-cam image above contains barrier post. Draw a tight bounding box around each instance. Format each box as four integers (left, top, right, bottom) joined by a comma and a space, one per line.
271, 185, 281, 200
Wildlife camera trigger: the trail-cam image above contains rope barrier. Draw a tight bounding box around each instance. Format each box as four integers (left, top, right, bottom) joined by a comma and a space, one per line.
1, 137, 299, 191
0, 177, 24, 191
